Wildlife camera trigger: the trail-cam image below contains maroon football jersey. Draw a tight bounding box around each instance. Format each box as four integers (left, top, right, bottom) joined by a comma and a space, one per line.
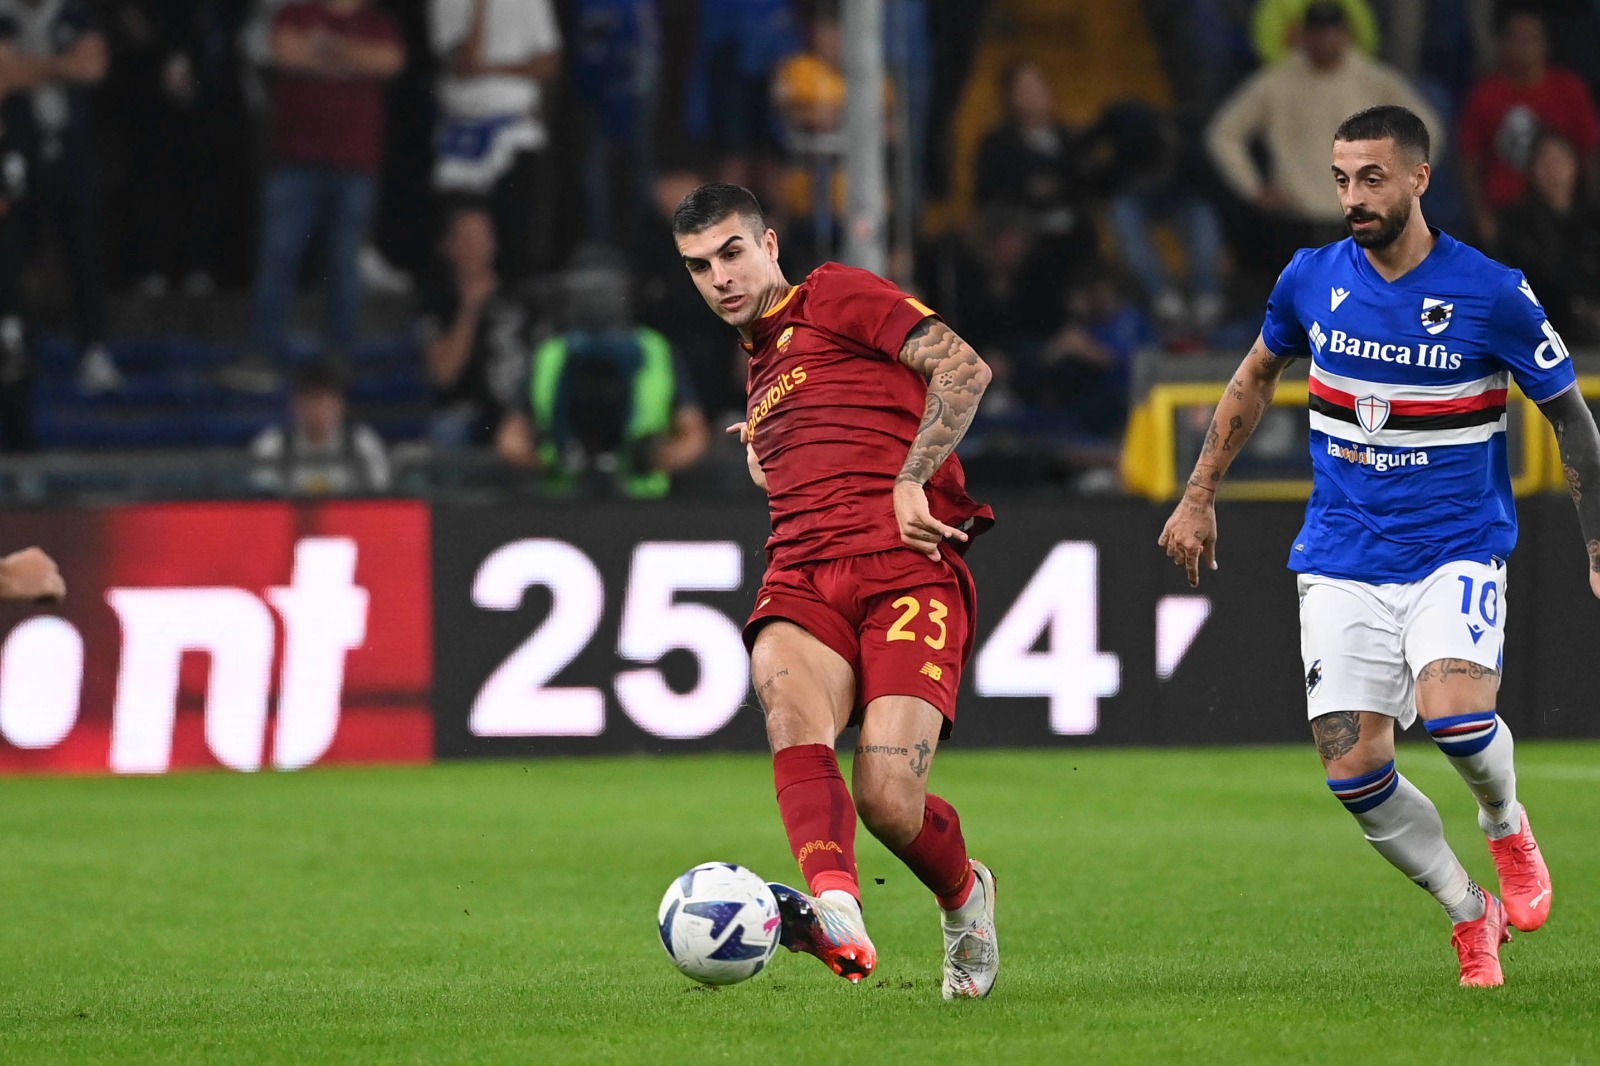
743, 262, 994, 569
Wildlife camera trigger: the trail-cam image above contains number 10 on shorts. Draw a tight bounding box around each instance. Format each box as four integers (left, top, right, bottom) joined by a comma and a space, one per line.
1458, 575, 1499, 626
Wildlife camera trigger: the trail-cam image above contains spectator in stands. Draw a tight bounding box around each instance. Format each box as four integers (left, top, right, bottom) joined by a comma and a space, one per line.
974, 60, 1099, 290
0, 0, 117, 393
496, 246, 709, 498
632, 171, 744, 421
920, 207, 1062, 414
229, 0, 403, 393
1497, 132, 1600, 345
1025, 273, 1156, 444
772, 5, 849, 263
1458, 9, 1600, 249
416, 203, 528, 448
249, 358, 391, 496
683, 0, 798, 208
114, 0, 249, 299
1253, 0, 1379, 65
430, 0, 562, 284
0, 29, 34, 451
1207, 2, 1442, 265
1082, 100, 1227, 336
570, 0, 659, 245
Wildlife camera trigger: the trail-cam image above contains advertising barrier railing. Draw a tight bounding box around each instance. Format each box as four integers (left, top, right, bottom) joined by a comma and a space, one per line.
1, 496, 1594, 774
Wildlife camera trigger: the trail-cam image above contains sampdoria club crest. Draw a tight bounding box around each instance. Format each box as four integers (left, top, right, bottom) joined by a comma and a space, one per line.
1421, 298, 1454, 335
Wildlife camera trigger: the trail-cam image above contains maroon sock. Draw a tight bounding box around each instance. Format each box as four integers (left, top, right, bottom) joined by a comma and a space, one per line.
773, 743, 860, 900
890, 793, 975, 910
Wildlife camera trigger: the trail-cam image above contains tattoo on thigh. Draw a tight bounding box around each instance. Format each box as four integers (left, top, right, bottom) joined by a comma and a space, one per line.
909, 739, 931, 778
1311, 711, 1362, 761
1416, 658, 1497, 684
754, 668, 789, 711
856, 744, 909, 756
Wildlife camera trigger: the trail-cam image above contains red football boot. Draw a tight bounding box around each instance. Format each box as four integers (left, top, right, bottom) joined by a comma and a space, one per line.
1452, 894, 1512, 988
1487, 810, 1551, 932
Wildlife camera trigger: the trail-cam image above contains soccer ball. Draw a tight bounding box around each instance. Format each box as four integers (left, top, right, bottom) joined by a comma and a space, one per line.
657, 862, 782, 985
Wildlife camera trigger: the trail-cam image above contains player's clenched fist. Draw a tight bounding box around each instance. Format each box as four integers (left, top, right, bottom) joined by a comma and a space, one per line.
894, 479, 968, 562
0, 546, 66, 603
1158, 494, 1218, 588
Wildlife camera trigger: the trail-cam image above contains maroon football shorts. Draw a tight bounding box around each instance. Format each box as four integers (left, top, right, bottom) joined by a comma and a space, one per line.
743, 548, 978, 736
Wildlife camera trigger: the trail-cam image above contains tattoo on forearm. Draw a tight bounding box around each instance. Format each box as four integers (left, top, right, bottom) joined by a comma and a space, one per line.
1416, 658, 1498, 684
1222, 414, 1244, 451
1541, 390, 1600, 572
1201, 422, 1220, 456
896, 320, 988, 484
1311, 711, 1362, 761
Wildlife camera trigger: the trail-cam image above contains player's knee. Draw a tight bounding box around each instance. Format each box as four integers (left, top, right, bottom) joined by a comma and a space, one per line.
1309, 710, 1393, 777
854, 780, 924, 847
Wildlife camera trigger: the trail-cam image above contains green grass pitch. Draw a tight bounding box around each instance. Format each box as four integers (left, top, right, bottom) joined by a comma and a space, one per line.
1, 743, 1597, 1064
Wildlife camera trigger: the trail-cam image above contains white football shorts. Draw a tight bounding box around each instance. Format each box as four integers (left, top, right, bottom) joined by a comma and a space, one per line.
1297, 558, 1506, 729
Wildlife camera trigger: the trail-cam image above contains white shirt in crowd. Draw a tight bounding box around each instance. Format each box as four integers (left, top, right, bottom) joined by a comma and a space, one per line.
1206, 49, 1444, 223
430, 0, 561, 132
249, 423, 392, 497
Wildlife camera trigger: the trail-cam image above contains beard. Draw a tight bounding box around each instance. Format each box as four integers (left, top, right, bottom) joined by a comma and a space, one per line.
1345, 198, 1411, 249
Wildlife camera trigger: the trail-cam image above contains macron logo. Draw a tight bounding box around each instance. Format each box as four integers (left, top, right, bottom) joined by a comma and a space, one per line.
1331, 287, 1350, 311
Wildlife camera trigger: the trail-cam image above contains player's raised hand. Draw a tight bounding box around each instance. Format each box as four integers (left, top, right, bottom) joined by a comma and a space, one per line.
893, 480, 967, 562
1158, 493, 1218, 588
0, 546, 65, 603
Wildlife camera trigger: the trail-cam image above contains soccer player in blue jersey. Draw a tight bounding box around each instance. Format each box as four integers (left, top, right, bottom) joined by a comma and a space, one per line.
1160, 105, 1600, 988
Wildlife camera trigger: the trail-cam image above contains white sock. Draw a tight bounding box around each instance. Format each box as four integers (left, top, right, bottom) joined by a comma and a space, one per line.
1423, 712, 1522, 839
1328, 761, 1486, 923
820, 888, 861, 914
942, 871, 985, 925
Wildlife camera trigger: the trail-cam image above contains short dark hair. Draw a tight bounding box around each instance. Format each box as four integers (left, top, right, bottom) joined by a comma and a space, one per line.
1334, 105, 1431, 164
671, 182, 767, 237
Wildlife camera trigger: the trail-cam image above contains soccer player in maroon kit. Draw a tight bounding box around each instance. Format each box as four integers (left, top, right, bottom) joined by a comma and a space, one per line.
673, 183, 1000, 998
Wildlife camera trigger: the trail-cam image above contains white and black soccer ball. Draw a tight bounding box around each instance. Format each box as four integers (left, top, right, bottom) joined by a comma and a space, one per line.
657, 862, 782, 985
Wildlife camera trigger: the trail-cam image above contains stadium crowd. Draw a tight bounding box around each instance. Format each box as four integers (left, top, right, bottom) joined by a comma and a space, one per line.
0, 0, 1595, 496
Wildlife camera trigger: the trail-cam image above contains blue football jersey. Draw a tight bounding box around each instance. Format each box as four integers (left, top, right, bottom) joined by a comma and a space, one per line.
1260, 229, 1577, 583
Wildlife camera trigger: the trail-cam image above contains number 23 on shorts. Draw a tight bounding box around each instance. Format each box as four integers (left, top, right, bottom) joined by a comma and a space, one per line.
886, 596, 947, 650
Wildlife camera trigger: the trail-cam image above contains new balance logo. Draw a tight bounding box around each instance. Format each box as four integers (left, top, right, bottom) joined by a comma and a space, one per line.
1308, 321, 1328, 352
1468, 623, 1485, 643
920, 662, 944, 681
1331, 287, 1350, 311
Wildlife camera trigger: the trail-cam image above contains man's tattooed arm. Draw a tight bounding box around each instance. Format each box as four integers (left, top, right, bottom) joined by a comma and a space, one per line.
895, 319, 992, 485
1538, 387, 1600, 574
1183, 334, 1295, 495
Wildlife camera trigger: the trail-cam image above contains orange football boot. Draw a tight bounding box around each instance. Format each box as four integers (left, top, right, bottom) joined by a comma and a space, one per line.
1451, 893, 1512, 988
1487, 810, 1551, 932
